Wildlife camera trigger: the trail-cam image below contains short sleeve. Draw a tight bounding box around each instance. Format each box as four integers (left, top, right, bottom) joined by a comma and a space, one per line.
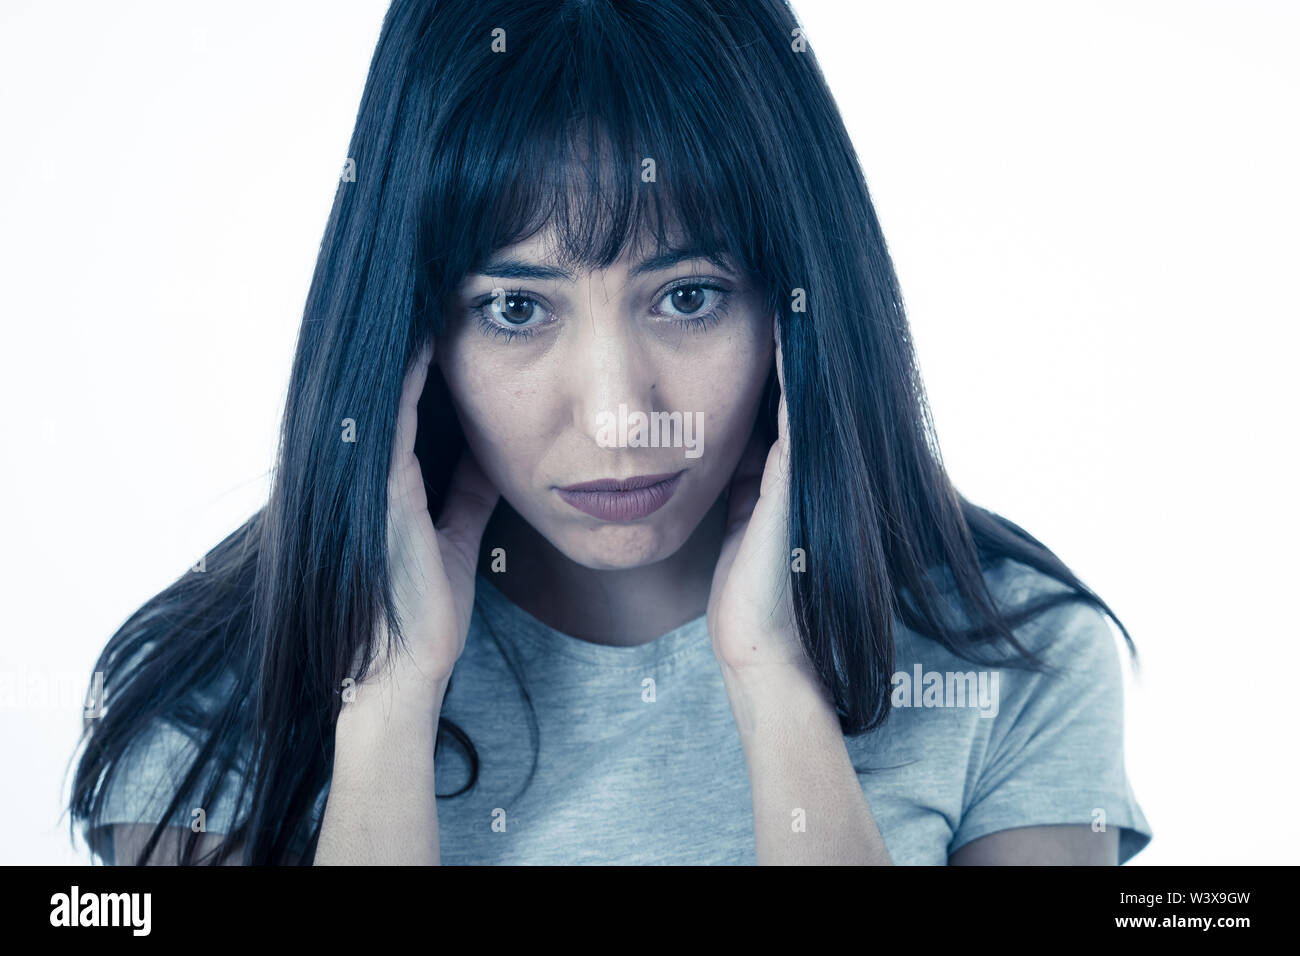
948, 595, 1153, 863
97, 718, 251, 842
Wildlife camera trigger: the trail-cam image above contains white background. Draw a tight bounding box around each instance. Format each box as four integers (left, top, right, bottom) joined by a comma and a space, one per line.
1, 0, 1295, 864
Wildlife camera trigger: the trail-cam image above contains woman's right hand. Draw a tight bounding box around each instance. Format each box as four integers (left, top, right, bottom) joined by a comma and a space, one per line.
319, 339, 494, 865
355, 339, 499, 697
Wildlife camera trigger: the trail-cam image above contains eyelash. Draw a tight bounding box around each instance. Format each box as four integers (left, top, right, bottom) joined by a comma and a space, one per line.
468, 280, 734, 343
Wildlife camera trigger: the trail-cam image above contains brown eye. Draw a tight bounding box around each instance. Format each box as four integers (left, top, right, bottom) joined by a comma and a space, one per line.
469, 287, 555, 341
670, 286, 706, 314
653, 281, 731, 324
500, 294, 536, 325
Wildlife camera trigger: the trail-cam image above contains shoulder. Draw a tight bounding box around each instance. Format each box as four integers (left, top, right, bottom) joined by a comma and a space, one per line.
892, 553, 1121, 669
892, 556, 1131, 748
907, 555, 1120, 669
943, 560, 1152, 862
96, 655, 254, 836
947, 558, 1130, 756
99, 718, 252, 825
981, 556, 1074, 605
974, 556, 1120, 669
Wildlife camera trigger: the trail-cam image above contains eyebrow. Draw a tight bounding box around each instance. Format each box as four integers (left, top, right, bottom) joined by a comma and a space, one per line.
471, 248, 737, 281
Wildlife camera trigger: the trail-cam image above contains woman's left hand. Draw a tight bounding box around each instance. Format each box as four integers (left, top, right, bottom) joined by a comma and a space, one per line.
706, 322, 815, 679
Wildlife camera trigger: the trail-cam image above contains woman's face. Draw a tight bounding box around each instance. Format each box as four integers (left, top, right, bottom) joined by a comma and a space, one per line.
436, 226, 774, 570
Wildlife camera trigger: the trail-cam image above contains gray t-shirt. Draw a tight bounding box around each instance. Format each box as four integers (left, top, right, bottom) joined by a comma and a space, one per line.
97, 557, 1152, 864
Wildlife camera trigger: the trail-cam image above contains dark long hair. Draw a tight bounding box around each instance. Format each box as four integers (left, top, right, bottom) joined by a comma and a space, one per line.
69, 0, 1135, 865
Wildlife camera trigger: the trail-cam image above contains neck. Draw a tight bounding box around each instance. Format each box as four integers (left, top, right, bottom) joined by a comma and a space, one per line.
476, 496, 726, 645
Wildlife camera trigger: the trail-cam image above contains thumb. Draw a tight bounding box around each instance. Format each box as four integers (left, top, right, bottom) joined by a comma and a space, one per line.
434, 449, 500, 574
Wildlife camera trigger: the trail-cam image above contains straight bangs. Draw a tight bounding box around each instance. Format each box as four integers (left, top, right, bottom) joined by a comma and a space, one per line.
414, 0, 796, 320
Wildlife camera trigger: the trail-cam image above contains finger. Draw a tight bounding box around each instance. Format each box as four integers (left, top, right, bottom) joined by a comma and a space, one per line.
772, 388, 790, 479
774, 324, 788, 457
435, 448, 501, 566
391, 339, 434, 480
732, 430, 792, 596
773, 315, 786, 394
756, 324, 792, 517
388, 340, 434, 513
724, 428, 768, 534
757, 433, 788, 504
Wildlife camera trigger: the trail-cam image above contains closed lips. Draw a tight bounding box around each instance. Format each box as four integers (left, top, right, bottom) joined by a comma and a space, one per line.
559, 472, 683, 492
556, 471, 685, 520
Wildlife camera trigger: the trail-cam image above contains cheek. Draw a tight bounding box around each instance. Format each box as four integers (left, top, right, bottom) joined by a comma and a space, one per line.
680, 325, 771, 454
437, 339, 555, 486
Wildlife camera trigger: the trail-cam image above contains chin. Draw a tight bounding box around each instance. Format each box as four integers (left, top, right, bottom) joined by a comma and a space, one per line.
553, 518, 691, 571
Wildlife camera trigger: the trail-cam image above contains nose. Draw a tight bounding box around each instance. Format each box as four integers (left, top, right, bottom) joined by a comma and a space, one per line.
567, 305, 659, 447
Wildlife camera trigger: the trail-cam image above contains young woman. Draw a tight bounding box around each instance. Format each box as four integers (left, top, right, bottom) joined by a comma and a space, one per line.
69, 0, 1151, 865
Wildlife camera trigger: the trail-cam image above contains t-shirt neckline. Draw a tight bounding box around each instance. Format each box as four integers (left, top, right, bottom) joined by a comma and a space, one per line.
472, 573, 712, 669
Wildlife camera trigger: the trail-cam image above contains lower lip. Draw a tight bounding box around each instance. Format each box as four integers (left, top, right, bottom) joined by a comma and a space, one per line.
556, 472, 685, 521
